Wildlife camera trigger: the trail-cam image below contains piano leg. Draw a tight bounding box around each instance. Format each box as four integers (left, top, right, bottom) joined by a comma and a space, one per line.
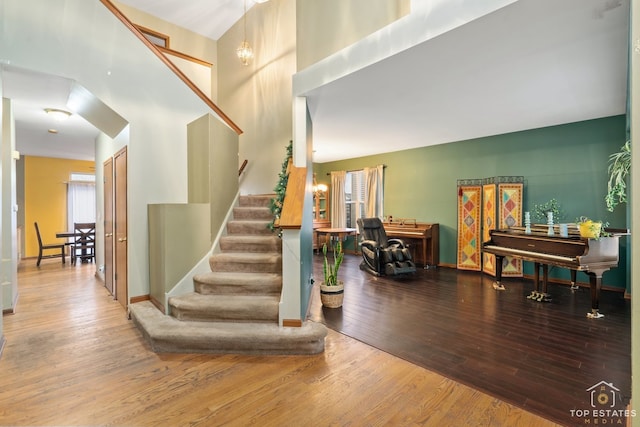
493, 255, 505, 290
527, 263, 552, 302
570, 270, 579, 290
586, 271, 605, 319
540, 264, 552, 302
528, 262, 541, 300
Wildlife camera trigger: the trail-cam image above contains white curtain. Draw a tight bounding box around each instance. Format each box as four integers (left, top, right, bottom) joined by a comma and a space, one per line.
364, 164, 384, 219
330, 170, 346, 228
67, 182, 96, 230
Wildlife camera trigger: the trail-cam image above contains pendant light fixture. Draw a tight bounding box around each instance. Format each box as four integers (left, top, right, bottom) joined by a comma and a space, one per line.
236, 0, 254, 66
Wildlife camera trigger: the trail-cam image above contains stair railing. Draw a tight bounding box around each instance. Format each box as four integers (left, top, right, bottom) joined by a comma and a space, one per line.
99, 0, 242, 135
238, 159, 249, 176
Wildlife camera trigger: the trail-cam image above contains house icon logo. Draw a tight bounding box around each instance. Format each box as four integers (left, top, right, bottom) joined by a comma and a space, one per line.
586, 381, 620, 408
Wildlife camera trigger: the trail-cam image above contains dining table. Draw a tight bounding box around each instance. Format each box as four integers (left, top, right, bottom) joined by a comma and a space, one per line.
56, 229, 96, 262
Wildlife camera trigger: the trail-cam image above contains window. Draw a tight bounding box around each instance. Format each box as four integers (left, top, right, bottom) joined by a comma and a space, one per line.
135, 25, 170, 49
345, 170, 365, 228
67, 173, 96, 231
70, 173, 95, 182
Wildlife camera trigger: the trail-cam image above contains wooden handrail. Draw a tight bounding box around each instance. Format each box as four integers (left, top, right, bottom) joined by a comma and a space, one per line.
99, 0, 242, 135
238, 159, 248, 176
278, 166, 306, 230
159, 46, 213, 68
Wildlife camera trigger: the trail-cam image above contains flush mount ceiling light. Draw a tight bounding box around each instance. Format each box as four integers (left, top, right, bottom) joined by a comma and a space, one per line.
253, 0, 269, 3
44, 108, 72, 121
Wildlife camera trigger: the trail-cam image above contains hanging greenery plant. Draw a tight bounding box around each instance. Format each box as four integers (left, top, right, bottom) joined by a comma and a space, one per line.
268, 141, 293, 236
605, 140, 631, 212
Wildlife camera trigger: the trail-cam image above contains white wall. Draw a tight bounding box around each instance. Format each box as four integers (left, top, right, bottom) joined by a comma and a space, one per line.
113, 1, 218, 103
217, 0, 297, 195
0, 85, 5, 342
0, 0, 239, 300
1, 98, 18, 312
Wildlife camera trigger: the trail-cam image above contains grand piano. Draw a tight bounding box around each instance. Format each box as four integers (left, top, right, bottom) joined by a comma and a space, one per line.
382, 220, 439, 268
483, 224, 628, 319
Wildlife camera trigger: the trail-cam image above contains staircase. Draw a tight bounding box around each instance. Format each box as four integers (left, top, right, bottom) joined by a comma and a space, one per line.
130, 194, 327, 355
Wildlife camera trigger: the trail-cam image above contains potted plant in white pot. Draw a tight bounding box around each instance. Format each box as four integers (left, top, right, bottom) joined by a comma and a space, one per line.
320, 241, 344, 308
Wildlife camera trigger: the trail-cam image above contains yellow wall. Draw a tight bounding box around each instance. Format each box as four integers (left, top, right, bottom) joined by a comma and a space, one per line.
24, 156, 94, 258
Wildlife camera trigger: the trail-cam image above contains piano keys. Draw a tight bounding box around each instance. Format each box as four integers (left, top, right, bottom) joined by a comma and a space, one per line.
383, 220, 439, 268
483, 225, 628, 319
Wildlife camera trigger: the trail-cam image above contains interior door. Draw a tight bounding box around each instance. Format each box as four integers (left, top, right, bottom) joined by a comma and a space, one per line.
103, 157, 114, 295
114, 147, 128, 309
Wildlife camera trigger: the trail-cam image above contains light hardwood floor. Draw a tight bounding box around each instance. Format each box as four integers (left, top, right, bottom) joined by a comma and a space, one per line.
0, 259, 560, 426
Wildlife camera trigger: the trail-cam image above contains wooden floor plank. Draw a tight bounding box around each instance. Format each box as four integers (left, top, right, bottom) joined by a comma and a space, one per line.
0, 258, 560, 426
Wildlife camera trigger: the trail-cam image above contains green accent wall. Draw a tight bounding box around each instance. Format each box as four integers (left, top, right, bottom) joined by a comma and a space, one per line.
314, 115, 629, 290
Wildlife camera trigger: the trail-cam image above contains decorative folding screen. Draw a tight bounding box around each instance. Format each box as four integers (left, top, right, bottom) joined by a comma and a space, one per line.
456, 180, 483, 271
482, 177, 524, 277
457, 177, 524, 274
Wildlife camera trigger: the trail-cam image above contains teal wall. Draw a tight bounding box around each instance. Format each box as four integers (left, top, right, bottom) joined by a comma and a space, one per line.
314, 115, 629, 290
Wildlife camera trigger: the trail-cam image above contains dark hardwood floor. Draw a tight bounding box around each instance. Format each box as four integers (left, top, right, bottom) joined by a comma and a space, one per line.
313, 253, 631, 427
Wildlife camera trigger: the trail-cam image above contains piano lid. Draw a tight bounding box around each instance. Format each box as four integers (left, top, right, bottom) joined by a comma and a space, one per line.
486, 226, 586, 258
485, 226, 624, 261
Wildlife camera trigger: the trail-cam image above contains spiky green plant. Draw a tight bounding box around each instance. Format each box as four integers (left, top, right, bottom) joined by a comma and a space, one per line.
322, 241, 343, 286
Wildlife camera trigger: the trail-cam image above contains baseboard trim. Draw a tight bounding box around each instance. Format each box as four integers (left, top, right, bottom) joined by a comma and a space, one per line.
149, 296, 166, 314
130, 294, 150, 304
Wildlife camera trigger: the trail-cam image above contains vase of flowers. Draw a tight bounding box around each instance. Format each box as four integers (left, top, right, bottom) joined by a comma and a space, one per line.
577, 216, 606, 239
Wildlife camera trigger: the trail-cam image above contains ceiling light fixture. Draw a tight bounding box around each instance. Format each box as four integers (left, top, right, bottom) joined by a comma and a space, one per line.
45, 108, 72, 121
236, 0, 254, 66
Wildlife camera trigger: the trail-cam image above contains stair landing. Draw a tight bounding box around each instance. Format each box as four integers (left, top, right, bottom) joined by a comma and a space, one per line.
130, 301, 327, 355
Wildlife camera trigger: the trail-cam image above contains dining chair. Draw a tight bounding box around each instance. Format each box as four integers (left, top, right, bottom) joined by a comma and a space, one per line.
34, 222, 66, 266
71, 222, 96, 265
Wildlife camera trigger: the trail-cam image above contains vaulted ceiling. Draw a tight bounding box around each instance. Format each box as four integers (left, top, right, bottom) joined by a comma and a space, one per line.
2, 0, 629, 164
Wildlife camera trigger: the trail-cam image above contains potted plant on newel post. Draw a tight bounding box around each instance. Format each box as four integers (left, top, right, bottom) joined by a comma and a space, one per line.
320, 241, 344, 308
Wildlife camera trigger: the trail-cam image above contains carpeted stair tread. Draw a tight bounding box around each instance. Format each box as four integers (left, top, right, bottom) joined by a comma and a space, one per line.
219, 235, 281, 252
226, 220, 273, 235
193, 272, 281, 295
169, 293, 279, 322
130, 301, 326, 355
233, 206, 273, 220
209, 252, 282, 273
238, 194, 274, 208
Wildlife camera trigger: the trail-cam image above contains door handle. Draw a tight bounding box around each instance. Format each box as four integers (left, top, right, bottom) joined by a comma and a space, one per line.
118, 237, 127, 242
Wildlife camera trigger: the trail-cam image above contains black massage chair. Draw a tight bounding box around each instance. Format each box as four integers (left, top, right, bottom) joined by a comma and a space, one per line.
357, 217, 416, 276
